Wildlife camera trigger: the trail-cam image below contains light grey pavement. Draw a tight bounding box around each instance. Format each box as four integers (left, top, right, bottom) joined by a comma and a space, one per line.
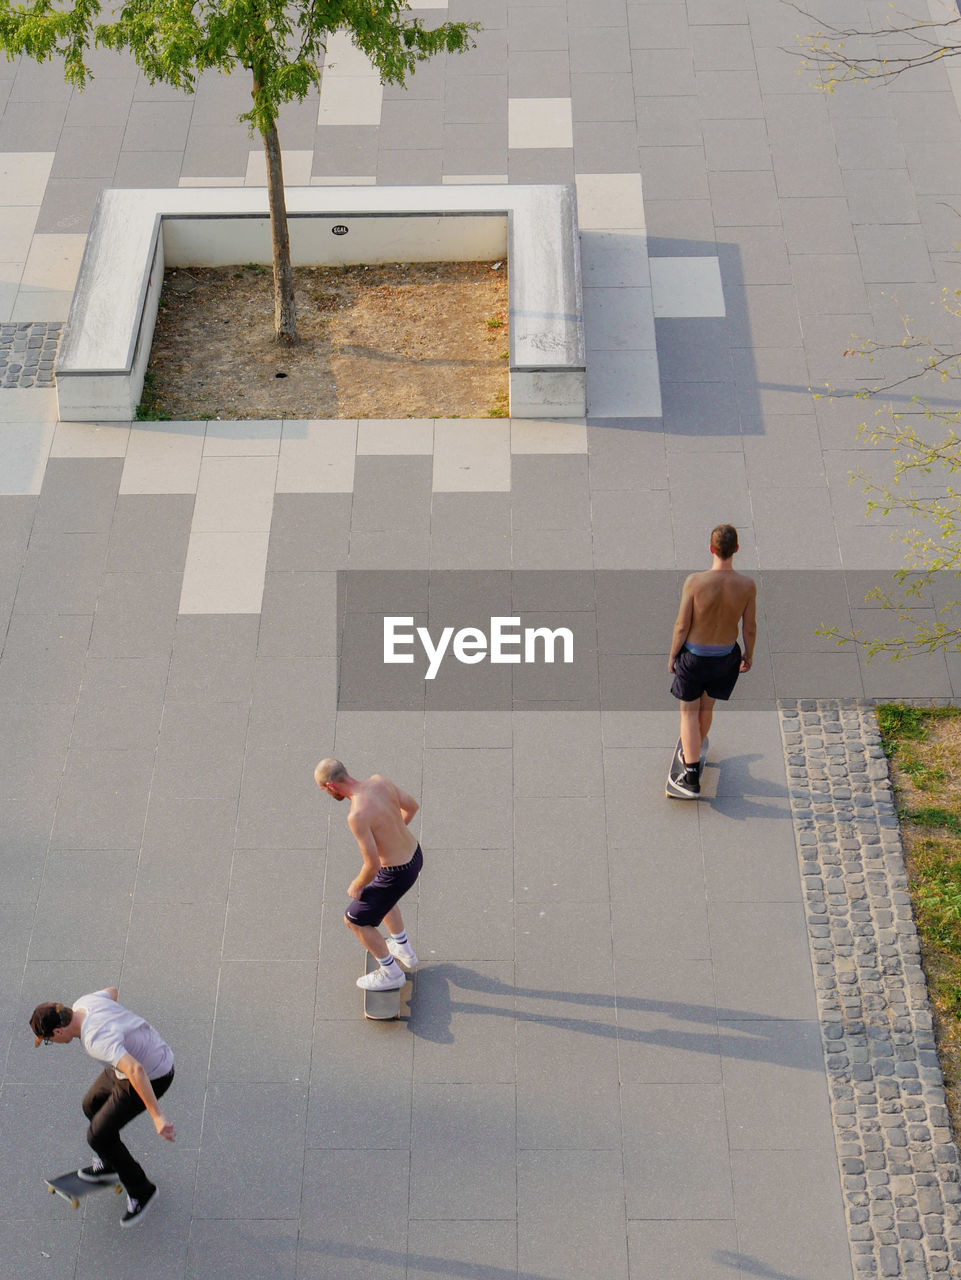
2, 1, 961, 1278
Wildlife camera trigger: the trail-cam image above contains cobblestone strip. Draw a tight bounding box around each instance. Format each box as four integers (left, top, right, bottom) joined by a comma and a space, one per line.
0, 321, 62, 388
779, 698, 961, 1279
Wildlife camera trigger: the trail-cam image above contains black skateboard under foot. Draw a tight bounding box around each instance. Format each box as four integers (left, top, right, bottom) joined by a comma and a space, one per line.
665, 735, 708, 799
45, 1170, 123, 1210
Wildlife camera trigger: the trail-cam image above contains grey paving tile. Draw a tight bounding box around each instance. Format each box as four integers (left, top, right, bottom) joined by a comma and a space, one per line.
507, 5, 568, 51
88, 570, 182, 658
412, 960, 516, 1079
586, 424, 669, 491
709, 900, 818, 1020
655, 317, 733, 382
517, 1019, 621, 1148
378, 99, 445, 151
444, 73, 508, 123
636, 94, 702, 146
136, 795, 238, 904
719, 1018, 834, 1149
518, 1150, 628, 1280
571, 72, 636, 122
0, 1218, 84, 1280
511, 455, 590, 530
692, 23, 756, 70
513, 794, 608, 900
709, 169, 781, 226
0, 610, 90, 706
717, 226, 791, 285
34, 459, 121, 535
906, 138, 961, 195
64, 77, 136, 126
51, 747, 155, 849
50, 125, 123, 178
630, 49, 696, 97
660, 378, 741, 435
36, 177, 104, 233
506, 50, 571, 96
70, 655, 168, 752
622, 1082, 733, 1218
702, 116, 771, 171
627, 1221, 739, 1280
507, 146, 574, 182
247, 655, 336, 752
407, 1222, 516, 1280
695, 68, 763, 118
267, 494, 350, 572
0, 1082, 101, 1215
511, 526, 593, 570
299, 1149, 410, 1280
0, 99, 67, 150
698, 794, 801, 902
10, 60, 74, 102
258, 571, 339, 656
307, 1016, 412, 1148
122, 101, 193, 151
151, 698, 248, 800
429, 493, 511, 569
0, 797, 51, 903
222, 849, 323, 962
209, 961, 316, 1082
29, 850, 136, 962
724, 283, 803, 349
854, 223, 934, 284
194, 1083, 308, 1218
421, 747, 512, 847
515, 900, 614, 1009
186, 1220, 298, 1280
636, 144, 709, 201
105, 494, 193, 573
732, 1148, 852, 1280
512, 710, 602, 797
311, 126, 379, 178
181, 124, 250, 177
377, 148, 443, 185
628, 4, 691, 49
843, 166, 920, 225
351, 456, 431, 533
165, 614, 259, 703
570, 26, 632, 74
411, 1082, 516, 1218
235, 744, 327, 849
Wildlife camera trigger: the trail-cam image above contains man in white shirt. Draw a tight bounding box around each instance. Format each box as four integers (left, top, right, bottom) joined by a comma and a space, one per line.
30, 988, 175, 1227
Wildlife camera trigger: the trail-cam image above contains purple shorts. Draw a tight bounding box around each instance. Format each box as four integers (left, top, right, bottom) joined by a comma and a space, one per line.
345, 845, 423, 928
670, 643, 742, 702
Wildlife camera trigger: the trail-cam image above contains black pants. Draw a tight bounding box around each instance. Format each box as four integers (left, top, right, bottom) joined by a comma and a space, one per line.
82, 1066, 174, 1202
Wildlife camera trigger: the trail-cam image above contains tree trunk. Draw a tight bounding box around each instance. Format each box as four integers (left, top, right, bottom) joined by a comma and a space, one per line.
259, 103, 297, 343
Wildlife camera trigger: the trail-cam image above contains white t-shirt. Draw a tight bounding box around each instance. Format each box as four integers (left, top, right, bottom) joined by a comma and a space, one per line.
74, 990, 174, 1081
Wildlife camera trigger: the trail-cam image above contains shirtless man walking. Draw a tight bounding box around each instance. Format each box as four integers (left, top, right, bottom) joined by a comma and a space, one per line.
314, 759, 422, 991
667, 523, 757, 798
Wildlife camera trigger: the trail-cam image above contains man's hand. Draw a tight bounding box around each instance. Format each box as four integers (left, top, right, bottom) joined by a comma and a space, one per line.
740, 655, 752, 673
347, 878, 365, 900
668, 654, 677, 674
154, 1114, 175, 1142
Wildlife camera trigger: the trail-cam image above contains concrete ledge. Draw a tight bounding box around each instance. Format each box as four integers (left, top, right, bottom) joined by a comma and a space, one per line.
56, 185, 586, 422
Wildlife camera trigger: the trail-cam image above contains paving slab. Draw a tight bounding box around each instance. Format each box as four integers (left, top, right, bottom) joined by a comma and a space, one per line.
5, 4, 961, 1278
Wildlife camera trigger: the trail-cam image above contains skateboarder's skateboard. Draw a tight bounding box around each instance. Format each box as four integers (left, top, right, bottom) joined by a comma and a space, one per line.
363, 950, 410, 1022
45, 1170, 123, 1209
665, 734, 709, 800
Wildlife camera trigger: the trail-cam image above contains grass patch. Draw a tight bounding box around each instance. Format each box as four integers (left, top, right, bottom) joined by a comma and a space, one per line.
878, 703, 961, 1144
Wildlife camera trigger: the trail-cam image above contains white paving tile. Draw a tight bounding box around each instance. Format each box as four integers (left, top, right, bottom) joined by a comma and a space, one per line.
317, 72, 383, 127
51, 422, 131, 457
192, 455, 278, 532
575, 174, 646, 232
202, 420, 282, 456
21, 234, 86, 292
0, 387, 58, 424
510, 419, 588, 453
433, 419, 511, 491
584, 286, 657, 351
179, 529, 270, 614
587, 350, 662, 418
179, 177, 246, 188
310, 175, 377, 186
0, 207, 41, 263
508, 98, 574, 150
0, 152, 55, 206
276, 419, 357, 492
443, 175, 509, 185
119, 421, 205, 494
244, 149, 314, 187
0, 423, 55, 493
650, 256, 726, 317
580, 230, 651, 288
357, 419, 434, 455
10, 288, 74, 321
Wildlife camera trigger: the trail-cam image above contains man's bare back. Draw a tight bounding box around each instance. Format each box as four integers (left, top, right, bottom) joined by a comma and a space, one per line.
682, 569, 756, 648
346, 775, 418, 867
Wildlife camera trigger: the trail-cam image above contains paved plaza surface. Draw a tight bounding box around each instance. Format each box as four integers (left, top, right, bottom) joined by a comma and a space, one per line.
2, 1, 961, 1278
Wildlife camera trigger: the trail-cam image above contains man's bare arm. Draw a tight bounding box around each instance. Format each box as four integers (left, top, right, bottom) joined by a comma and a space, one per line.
395, 785, 419, 826
740, 584, 757, 671
104, 987, 119, 1001
346, 812, 381, 898
116, 1053, 175, 1141
669, 576, 696, 672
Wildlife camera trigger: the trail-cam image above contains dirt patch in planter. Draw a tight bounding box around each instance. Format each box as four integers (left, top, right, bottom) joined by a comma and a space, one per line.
140, 259, 510, 421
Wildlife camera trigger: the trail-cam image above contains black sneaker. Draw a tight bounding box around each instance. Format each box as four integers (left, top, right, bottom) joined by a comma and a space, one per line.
77, 1160, 119, 1185
667, 763, 701, 799
120, 1185, 158, 1228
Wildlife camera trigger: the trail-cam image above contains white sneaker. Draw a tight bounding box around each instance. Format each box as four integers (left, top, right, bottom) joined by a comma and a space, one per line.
387, 938, 419, 971
357, 966, 406, 991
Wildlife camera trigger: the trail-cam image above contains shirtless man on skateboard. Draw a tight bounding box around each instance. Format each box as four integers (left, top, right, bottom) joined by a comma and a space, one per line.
314, 759, 422, 993
667, 524, 757, 798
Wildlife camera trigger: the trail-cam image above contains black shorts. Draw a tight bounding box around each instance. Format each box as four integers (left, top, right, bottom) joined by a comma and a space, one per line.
345, 845, 423, 928
670, 644, 742, 703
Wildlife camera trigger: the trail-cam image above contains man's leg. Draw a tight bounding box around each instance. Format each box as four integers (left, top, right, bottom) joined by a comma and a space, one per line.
679, 698, 702, 767
84, 1078, 153, 1202
699, 693, 716, 746
345, 916, 392, 961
